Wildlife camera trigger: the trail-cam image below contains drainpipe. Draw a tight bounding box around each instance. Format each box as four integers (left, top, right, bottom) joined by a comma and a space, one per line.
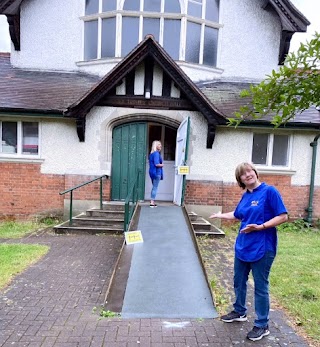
306, 134, 320, 224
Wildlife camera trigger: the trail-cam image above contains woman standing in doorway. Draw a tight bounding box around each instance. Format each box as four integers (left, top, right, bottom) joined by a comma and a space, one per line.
149, 140, 164, 207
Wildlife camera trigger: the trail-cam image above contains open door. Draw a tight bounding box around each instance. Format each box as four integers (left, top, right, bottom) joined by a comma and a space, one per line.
173, 117, 190, 206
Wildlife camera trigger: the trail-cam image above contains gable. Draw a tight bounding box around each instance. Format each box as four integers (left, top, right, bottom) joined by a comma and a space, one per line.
65, 35, 227, 148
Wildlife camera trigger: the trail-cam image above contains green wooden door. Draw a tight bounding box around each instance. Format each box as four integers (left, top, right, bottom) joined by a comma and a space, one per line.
111, 123, 147, 200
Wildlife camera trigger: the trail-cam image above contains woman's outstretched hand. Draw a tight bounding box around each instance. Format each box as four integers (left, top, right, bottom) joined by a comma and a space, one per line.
209, 211, 222, 219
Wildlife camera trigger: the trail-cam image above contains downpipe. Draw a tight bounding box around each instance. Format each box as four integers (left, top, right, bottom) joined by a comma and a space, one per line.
305, 134, 320, 225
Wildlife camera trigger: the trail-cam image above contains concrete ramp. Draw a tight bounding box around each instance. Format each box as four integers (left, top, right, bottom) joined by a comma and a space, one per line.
121, 205, 218, 318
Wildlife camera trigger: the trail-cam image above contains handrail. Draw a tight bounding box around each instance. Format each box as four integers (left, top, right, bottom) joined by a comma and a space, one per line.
59, 175, 109, 225
124, 170, 141, 232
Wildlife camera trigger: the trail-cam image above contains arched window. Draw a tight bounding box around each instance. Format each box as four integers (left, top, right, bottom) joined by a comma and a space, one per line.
83, 0, 220, 67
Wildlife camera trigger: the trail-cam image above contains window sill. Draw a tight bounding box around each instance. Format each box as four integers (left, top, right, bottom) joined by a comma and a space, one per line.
255, 166, 296, 176
0, 156, 44, 164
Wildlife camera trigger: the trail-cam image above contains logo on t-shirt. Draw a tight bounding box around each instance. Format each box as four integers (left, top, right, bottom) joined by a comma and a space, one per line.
251, 200, 259, 206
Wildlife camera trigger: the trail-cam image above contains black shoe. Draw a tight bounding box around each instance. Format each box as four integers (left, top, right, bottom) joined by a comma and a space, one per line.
220, 310, 247, 322
149, 203, 157, 208
247, 326, 270, 341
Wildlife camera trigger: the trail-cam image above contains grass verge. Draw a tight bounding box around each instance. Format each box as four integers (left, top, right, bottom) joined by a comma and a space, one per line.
0, 243, 49, 290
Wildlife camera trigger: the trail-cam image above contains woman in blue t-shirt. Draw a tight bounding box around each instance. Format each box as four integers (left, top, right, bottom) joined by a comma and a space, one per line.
148, 140, 164, 207
210, 162, 288, 342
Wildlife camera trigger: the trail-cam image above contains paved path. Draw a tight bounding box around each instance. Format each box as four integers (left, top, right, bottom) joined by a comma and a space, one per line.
0, 228, 312, 346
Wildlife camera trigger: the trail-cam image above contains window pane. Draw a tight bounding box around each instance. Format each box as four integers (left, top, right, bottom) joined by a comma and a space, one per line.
186, 22, 201, 63
122, 17, 140, 56
102, 0, 117, 11
206, 0, 219, 22
144, 0, 160, 12
123, 0, 140, 11
2, 122, 17, 153
164, 126, 176, 161
188, 0, 202, 18
272, 135, 289, 166
164, 0, 181, 13
84, 20, 98, 60
203, 26, 218, 66
252, 133, 268, 165
143, 18, 160, 41
22, 122, 38, 155
102, 17, 116, 57
163, 19, 180, 60
85, 0, 99, 15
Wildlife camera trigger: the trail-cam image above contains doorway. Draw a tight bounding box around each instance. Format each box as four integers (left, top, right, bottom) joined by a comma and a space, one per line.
144, 123, 177, 201
111, 121, 177, 202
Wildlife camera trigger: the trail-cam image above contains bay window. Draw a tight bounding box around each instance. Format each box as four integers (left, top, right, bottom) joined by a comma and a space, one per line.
83, 0, 220, 67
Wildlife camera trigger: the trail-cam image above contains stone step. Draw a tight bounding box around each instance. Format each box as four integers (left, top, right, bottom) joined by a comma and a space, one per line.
86, 208, 125, 219
102, 201, 125, 211
71, 214, 124, 227
191, 217, 212, 231
195, 224, 225, 238
53, 222, 123, 234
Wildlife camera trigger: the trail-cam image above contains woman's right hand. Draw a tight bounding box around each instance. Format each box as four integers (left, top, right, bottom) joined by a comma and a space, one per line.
209, 211, 222, 219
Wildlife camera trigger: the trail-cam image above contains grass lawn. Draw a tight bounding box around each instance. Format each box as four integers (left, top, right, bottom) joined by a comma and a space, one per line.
0, 220, 52, 290
0, 243, 49, 290
271, 227, 320, 343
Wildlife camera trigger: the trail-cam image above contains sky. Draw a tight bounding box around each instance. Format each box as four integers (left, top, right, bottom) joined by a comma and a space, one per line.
0, 1, 319, 53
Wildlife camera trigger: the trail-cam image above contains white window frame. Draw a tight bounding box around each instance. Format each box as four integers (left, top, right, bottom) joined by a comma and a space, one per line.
251, 132, 292, 170
81, 0, 222, 66
0, 120, 40, 159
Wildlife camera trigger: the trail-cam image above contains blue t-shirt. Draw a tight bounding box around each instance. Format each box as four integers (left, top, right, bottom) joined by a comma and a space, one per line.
149, 151, 163, 180
233, 182, 287, 262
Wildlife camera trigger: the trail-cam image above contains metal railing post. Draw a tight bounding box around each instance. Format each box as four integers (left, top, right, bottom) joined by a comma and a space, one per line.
100, 177, 103, 210
69, 191, 73, 226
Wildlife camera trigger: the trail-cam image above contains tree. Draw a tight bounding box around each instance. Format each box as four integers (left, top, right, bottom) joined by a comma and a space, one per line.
229, 32, 320, 127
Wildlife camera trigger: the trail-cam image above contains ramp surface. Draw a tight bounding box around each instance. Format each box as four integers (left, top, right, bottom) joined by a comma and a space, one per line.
121, 205, 218, 318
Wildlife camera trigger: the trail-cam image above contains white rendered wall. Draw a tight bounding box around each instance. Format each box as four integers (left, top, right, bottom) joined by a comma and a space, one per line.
11, 0, 281, 82
11, 0, 83, 71
39, 113, 320, 187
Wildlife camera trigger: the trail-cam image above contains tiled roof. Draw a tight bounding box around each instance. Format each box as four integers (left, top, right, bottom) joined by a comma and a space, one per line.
198, 80, 320, 127
0, 54, 319, 128
0, 53, 99, 114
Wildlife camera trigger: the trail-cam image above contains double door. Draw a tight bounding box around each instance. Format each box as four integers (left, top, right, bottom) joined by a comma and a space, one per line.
111, 119, 189, 205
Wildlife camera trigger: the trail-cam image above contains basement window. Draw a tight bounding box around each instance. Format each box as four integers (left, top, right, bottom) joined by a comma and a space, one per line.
0, 121, 39, 157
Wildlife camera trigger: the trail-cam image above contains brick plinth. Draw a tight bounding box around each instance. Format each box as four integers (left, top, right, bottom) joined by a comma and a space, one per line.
0, 163, 111, 220
185, 174, 320, 221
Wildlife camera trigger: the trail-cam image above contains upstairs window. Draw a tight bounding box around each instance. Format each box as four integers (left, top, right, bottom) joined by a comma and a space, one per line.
83, 0, 220, 67
0, 121, 39, 156
252, 133, 290, 168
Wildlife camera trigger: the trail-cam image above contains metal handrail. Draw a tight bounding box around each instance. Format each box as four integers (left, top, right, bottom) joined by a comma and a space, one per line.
59, 175, 109, 225
124, 170, 141, 232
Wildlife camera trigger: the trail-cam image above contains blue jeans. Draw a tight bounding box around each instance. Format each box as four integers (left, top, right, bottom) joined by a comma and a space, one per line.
151, 175, 161, 200
233, 251, 276, 328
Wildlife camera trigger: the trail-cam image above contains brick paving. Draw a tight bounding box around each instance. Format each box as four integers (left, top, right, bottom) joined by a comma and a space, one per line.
0, 229, 312, 346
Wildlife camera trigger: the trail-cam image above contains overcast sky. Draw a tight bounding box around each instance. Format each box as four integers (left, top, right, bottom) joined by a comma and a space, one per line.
0, 1, 319, 53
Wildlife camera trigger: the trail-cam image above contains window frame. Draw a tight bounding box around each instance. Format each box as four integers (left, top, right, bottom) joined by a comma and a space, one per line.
251, 132, 292, 170
82, 0, 222, 66
0, 120, 40, 158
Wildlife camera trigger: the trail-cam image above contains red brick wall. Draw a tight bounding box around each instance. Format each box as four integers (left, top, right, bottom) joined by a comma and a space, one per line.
0, 163, 111, 220
185, 174, 319, 221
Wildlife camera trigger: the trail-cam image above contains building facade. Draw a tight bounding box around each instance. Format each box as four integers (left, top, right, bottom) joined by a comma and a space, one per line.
1, 0, 319, 222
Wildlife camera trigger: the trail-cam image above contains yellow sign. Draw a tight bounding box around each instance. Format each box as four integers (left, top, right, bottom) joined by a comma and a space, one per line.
178, 166, 190, 175
124, 230, 144, 245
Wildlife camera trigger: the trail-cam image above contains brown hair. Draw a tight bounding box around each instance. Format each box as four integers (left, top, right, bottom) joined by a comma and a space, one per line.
235, 162, 259, 189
